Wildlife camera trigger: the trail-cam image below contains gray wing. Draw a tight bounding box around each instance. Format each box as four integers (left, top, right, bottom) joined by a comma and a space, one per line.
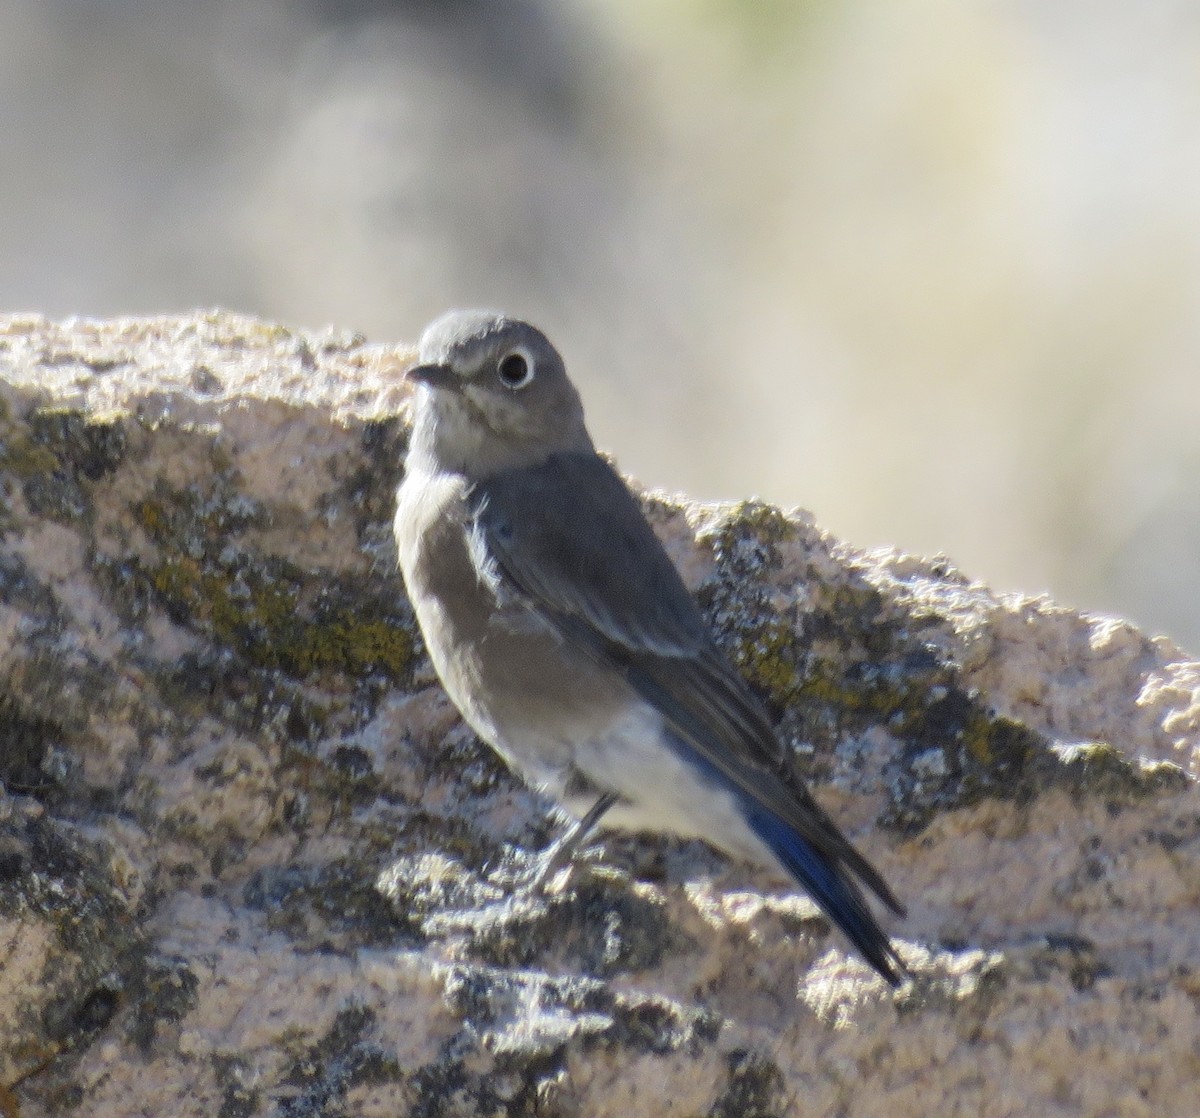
472, 452, 711, 660
470, 451, 902, 914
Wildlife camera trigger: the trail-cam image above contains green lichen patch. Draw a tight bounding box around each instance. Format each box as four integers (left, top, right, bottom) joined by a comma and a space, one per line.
699, 500, 902, 723
0, 408, 130, 526
694, 497, 1184, 834
27, 409, 129, 482
704, 499, 799, 559
881, 703, 1043, 832
1041, 741, 1190, 801
133, 477, 269, 555
0, 427, 58, 478
701, 501, 965, 790
123, 480, 417, 684
884, 725, 1190, 834
150, 651, 338, 753
698, 502, 809, 710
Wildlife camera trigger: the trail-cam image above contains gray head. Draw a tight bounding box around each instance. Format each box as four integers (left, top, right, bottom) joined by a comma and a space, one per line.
406, 310, 593, 478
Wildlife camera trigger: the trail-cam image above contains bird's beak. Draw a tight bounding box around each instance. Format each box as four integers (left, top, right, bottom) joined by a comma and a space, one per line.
406, 363, 459, 392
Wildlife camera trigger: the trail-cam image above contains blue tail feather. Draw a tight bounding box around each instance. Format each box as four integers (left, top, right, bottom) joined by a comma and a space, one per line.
649, 724, 905, 984
748, 807, 904, 986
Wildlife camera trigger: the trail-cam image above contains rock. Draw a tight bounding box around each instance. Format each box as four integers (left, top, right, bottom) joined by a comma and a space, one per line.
1, 311, 1197, 1116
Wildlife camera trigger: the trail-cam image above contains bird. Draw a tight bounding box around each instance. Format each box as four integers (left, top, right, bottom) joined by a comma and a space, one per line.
394, 309, 906, 984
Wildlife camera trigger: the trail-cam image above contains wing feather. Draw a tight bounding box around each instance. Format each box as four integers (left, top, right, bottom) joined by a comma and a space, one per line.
470, 452, 902, 916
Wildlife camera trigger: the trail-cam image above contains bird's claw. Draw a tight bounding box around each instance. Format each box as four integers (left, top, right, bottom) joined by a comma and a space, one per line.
486, 835, 609, 897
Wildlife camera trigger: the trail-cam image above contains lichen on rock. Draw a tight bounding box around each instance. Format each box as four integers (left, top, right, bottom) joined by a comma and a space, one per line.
1, 312, 1199, 1117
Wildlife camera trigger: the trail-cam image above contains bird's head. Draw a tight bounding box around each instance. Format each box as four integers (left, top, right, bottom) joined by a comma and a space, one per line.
406, 310, 592, 477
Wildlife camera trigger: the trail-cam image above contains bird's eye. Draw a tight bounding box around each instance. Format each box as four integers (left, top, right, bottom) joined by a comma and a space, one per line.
497, 349, 534, 389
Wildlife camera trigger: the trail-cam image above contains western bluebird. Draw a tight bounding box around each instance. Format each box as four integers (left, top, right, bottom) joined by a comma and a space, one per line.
394, 309, 905, 983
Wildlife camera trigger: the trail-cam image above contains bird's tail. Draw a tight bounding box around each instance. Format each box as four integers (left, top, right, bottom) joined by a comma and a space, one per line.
746, 806, 907, 986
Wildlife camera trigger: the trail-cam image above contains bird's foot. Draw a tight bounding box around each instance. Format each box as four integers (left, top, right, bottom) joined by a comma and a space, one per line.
486, 833, 609, 897
487, 791, 620, 896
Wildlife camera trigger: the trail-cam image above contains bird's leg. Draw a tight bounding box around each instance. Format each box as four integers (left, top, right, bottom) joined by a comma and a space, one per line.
529, 790, 619, 893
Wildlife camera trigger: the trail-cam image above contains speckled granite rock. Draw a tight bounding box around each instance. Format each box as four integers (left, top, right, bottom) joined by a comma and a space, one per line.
1, 312, 1198, 1117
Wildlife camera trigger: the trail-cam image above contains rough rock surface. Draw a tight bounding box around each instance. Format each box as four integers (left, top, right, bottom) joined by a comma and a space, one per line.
1, 311, 1198, 1117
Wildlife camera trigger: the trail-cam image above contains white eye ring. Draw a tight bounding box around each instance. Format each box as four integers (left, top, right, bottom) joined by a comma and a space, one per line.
496, 347, 535, 390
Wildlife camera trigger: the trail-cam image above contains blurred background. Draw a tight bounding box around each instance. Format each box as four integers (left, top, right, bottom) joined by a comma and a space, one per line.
1, 0, 1198, 653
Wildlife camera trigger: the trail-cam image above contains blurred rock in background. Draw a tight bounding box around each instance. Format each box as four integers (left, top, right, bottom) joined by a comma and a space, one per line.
1, 0, 1198, 651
